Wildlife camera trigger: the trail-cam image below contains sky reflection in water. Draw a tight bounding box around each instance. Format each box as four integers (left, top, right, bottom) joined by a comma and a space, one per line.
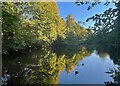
58, 50, 116, 84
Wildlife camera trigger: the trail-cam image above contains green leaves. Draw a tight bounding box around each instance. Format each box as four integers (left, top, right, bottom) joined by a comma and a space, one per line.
66, 14, 90, 42
2, 2, 91, 54
2, 2, 68, 53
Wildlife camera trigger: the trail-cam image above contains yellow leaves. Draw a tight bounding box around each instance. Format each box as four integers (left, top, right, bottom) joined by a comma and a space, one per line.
72, 54, 76, 59
66, 65, 75, 74
61, 54, 65, 59
42, 35, 49, 41
37, 30, 42, 35
50, 23, 55, 27
49, 23, 57, 40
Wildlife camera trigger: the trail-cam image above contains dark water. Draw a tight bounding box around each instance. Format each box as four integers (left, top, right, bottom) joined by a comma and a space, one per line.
2, 45, 120, 85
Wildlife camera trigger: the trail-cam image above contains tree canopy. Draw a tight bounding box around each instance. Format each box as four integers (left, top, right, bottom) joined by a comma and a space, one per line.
2, 2, 91, 54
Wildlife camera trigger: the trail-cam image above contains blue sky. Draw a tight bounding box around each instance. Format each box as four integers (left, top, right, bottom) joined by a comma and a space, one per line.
57, 2, 116, 28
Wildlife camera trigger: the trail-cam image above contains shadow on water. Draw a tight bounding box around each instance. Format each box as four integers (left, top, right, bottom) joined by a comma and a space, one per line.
2, 44, 120, 85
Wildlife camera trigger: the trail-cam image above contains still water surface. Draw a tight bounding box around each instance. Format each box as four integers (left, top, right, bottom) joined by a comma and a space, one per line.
59, 51, 115, 84
2, 45, 119, 85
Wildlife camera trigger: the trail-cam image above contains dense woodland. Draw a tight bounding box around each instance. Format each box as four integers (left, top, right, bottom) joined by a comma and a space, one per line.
2, 2, 92, 54
2, 1, 120, 85
2, 2, 120, 54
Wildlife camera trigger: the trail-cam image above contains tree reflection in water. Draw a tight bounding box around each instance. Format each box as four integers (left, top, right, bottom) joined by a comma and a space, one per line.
2, 46, 93, 85
2, 45, 120, 85
95, 45, 120, 85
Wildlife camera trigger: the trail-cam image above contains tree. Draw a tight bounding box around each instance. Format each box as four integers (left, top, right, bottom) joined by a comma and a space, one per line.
75, 1, 120, 44
2, 2, 67, 53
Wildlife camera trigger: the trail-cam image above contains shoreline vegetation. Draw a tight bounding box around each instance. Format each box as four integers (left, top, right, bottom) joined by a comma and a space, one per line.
2, 2, 92, 54
2, 1, 120, 85
2, 2, 119, 55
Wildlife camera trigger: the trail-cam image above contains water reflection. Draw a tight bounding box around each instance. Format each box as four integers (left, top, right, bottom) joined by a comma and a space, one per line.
2, 45, 120, 85
59, 50, 115, 84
